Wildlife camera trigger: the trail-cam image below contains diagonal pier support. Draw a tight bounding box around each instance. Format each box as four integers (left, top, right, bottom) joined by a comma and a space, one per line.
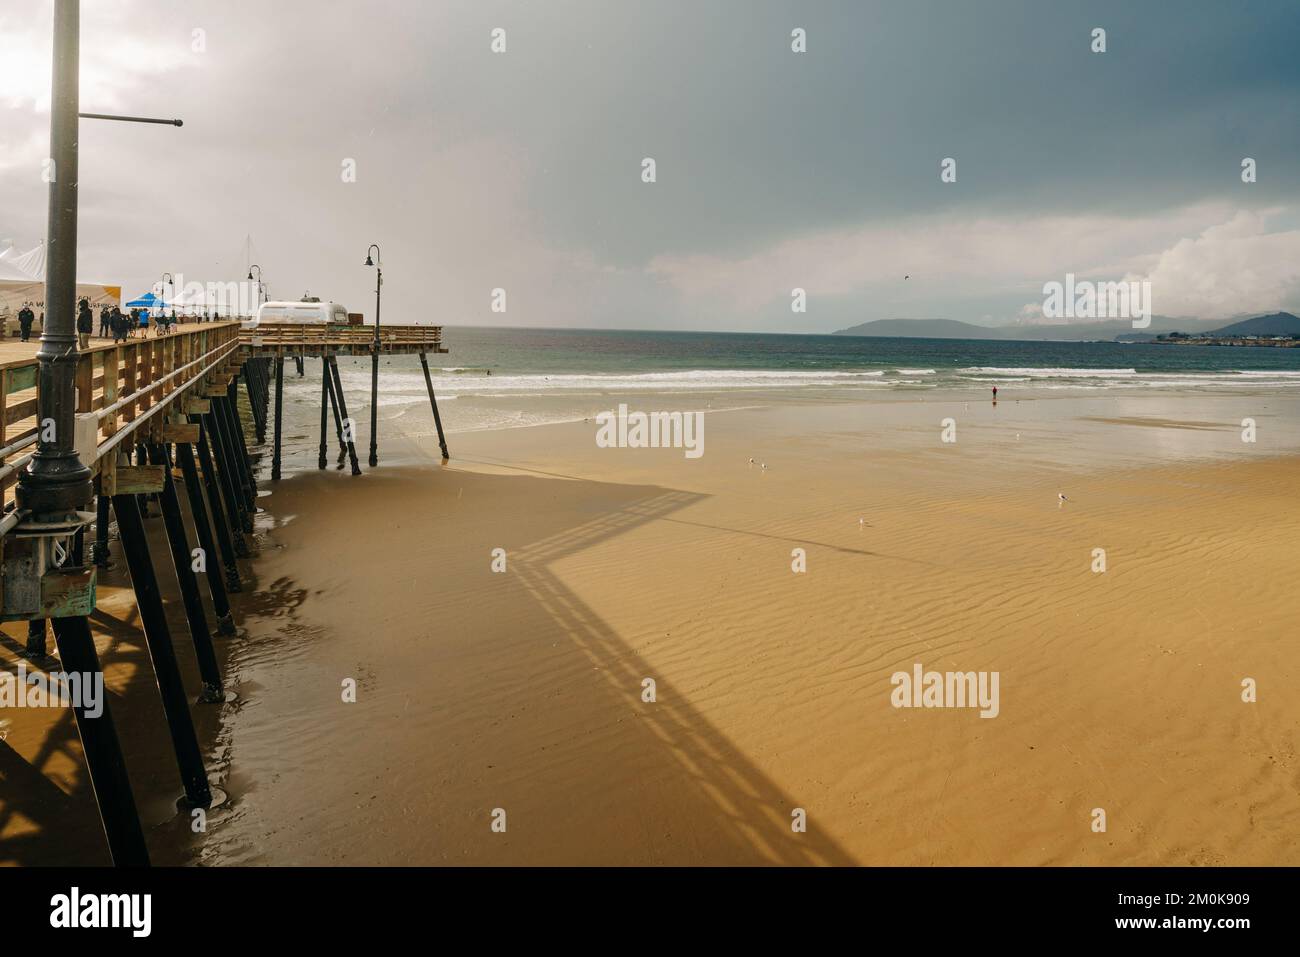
327, 356, 362, 476
191, 417, 244, 587
112, 493, 215, 810
149, 442, 225, 703
51, 616, 150, 867
418, 351, 451, 460
176, 439, 237, 631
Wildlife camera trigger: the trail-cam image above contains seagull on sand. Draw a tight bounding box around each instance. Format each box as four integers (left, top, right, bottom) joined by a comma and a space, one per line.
1058, 492, 1069, 508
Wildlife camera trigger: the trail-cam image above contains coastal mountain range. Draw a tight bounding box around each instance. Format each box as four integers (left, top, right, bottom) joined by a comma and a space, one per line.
831, 312, 1300, 341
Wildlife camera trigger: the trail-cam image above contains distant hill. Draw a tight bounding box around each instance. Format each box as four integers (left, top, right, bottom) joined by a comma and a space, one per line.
832, 319, 1002, 339
832, 316, 1226, 341
1207, 312, 1300, 337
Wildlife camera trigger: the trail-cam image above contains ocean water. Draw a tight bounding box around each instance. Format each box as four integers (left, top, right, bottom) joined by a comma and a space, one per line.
297, 326, 1300, 435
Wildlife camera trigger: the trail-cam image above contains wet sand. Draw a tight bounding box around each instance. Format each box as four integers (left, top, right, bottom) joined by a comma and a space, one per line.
3, 389, 1299, 865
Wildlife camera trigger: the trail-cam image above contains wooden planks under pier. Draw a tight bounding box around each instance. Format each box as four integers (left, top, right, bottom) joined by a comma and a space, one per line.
239, 322, 447, 358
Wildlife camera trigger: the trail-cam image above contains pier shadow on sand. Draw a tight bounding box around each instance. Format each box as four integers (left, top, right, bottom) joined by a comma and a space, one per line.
3, 461, 856, 866
501, 482, 857, 865
201, 462, 857, 867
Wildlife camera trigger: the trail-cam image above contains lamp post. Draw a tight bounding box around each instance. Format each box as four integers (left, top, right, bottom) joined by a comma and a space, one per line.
160, 271, 174, 332
16, 0, 151, 868
364, 245, 381, 468
18, 0, 92, 518
247, 264, 264, 318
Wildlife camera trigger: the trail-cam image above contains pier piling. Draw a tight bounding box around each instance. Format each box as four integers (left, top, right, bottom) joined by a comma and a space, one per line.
327, 356, 363, 476
25, 619, 47, 658
220, 386, 257, 515
175, 439, 237, 631
51, 615, 150, 867
149, 442, 225, 703
91, 487, 112, 567
318, 360, 329, 470
203, 407, 252, 550
112, 492, 215, 810
191, 418, 243, 590
272, 355, 284, 481
418, 352, 451, 460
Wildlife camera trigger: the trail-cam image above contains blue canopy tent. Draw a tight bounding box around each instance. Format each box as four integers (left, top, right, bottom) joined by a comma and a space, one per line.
124, 290, 158, 316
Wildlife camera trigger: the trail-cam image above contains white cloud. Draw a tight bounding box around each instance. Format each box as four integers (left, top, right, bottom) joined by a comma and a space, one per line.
1142, 210, 1300, 318
0, 3, 197, 113
649, 203, 1300, 322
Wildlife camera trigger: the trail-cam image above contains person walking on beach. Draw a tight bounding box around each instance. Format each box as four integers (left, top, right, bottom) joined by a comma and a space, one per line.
76, 298, 93, 350
992, 385, 998, 401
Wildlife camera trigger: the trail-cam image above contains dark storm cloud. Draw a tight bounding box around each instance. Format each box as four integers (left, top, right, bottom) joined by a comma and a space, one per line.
3, 1, 1298, 330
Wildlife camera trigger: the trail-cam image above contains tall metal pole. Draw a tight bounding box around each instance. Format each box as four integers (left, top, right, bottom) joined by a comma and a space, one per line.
368, 267, 381, 467
28, 0, 149, 868
17, 0, 93, 516
366, 245, 381, 468
272, 354, 284, 480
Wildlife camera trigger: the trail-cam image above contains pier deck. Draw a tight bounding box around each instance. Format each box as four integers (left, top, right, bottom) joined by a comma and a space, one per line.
0, 321, 448, 515
0, 318, 453, 863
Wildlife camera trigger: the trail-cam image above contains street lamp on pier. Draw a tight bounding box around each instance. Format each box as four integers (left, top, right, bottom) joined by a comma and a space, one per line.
363, 245, 382, 468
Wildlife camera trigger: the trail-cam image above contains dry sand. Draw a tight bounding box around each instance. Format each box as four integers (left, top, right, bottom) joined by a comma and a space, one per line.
3, 392, 1298, 865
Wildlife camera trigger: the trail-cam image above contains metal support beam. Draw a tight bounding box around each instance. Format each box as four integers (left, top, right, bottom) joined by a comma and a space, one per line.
176, 439, 235, 632
26, 619, 48, 658
221, 387, 257, 514
191, 417, 242, 588
204, 407, 251, 548
318, 359, 329, 470
149, 443, 224, 702
272, 355, 284, 481
324, 363, 347, 468
327, 356, 362, 476
90, 489, 112, 567
111, 493, 214, 810
51, 615, 150, 867
418, 352, 451, 460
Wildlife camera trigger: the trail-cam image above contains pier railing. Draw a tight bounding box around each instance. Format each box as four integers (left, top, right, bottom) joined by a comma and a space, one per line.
0, 321, 243, 509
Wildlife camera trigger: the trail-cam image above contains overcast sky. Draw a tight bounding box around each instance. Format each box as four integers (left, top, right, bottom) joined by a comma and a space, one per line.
2, 0, 1298, 331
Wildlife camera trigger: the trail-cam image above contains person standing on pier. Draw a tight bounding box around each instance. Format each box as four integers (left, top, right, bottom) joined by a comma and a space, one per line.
17, 302, 35, 341
76, 298, 93, 350
111, 306, 127, 343
99, 304, 111, 338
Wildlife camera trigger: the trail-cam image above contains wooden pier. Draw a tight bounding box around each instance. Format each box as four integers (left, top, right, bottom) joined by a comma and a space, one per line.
1, 319, 452, 865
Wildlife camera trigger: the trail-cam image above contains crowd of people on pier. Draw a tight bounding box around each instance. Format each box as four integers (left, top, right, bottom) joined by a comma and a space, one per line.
11, 299, 228, 345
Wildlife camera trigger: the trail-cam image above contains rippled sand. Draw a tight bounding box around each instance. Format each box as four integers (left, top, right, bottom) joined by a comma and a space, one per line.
4, 389, 1298, 865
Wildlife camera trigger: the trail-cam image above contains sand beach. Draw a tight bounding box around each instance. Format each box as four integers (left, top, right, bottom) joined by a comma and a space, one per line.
4, 376, 1296, 866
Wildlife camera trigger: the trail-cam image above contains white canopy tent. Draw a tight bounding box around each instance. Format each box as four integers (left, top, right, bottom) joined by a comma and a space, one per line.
0, 242, 121, 321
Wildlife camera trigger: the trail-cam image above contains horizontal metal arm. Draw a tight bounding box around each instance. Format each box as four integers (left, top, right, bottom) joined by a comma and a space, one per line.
79, 112, 183, 127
